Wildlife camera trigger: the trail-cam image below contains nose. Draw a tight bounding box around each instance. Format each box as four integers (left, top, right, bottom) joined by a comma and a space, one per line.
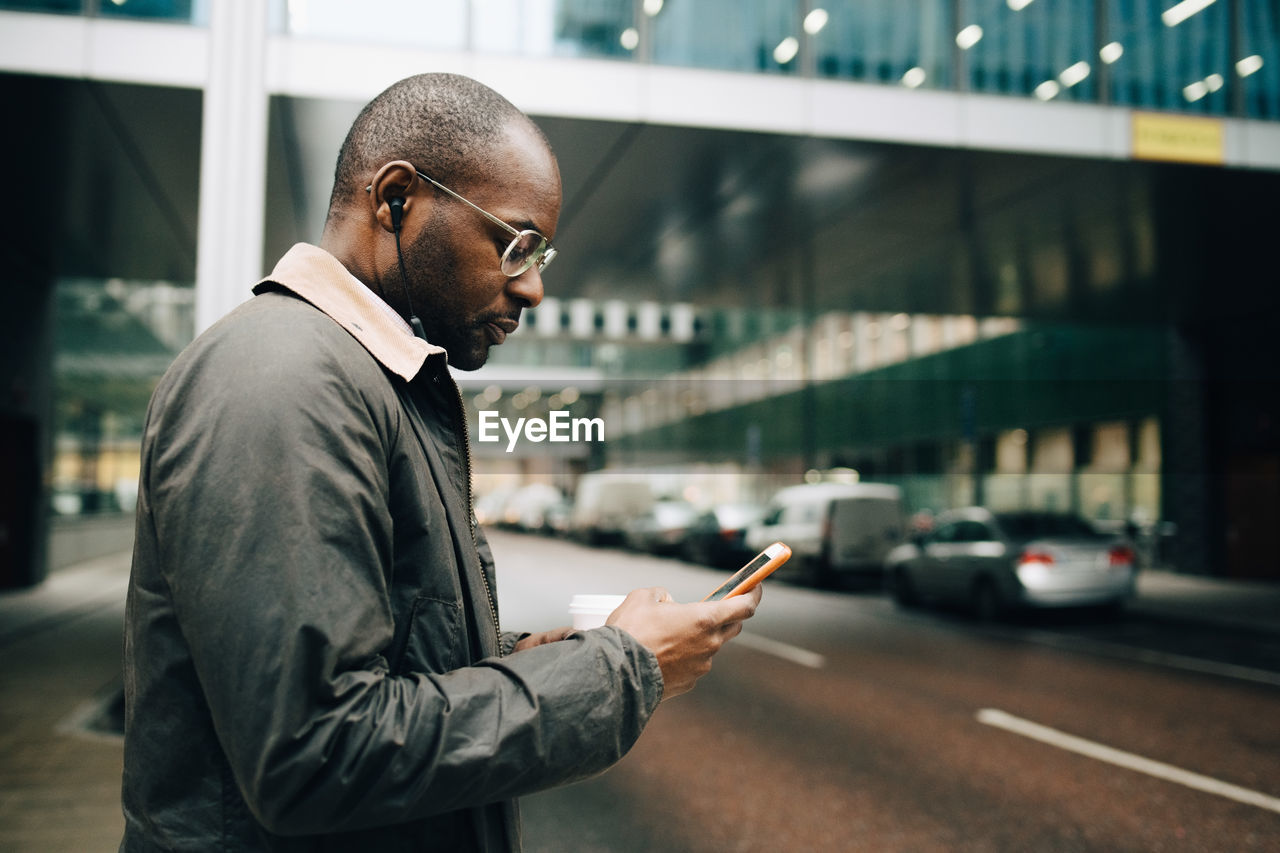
507, 265, 544, 309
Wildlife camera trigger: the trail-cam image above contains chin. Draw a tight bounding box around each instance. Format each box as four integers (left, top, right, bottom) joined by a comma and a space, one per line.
449, 346, 491, 372
436, 328, 492, 371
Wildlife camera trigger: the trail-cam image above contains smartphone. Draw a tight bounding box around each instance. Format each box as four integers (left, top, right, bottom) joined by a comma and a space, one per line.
702, 542, 792, 601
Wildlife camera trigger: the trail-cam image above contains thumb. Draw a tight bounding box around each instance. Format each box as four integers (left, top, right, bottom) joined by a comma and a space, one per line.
711, 584, 763, 623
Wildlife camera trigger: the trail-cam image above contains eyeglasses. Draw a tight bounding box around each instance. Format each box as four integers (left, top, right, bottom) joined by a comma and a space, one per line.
368, 169, 557, 277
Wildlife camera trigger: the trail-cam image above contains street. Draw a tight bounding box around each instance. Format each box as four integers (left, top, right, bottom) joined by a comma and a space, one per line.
487, 530, 1280, 852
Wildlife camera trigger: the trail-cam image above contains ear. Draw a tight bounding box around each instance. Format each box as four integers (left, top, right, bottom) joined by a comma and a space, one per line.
367, 161, 426, 234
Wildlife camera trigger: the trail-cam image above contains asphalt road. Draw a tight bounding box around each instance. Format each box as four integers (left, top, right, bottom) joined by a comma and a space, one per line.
486, 530, 1280, 853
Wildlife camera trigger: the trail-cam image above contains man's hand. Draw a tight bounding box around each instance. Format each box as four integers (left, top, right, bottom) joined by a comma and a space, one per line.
606, 585, 762, 701
513, 627, 576, 652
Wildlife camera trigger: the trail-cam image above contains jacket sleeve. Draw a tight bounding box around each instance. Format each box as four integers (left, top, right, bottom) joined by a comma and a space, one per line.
143, 308, 663, 835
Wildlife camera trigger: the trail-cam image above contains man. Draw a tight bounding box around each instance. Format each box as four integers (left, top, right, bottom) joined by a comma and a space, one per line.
120, 73, 760, 851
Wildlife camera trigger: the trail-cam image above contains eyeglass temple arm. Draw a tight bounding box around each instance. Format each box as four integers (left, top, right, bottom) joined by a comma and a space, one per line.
363, 175, 521, 239
415, 171, 522, 238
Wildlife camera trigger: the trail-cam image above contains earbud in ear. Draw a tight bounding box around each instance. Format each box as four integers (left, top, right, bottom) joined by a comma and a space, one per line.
387, 196, 427, 341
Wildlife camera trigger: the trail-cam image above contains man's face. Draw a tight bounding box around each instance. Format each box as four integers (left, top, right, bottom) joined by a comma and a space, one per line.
403, 122, 561, 371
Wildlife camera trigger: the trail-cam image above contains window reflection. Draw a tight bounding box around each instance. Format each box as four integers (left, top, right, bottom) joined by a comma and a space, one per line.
648, 0, 800, 74
1108, 0, 1230, 114
960, 0, 1097, 102
98, 0, 195, 22
52, 279, 193, 517
553, 0, 634, 58
6, 0, 1272, 120
0, 0, 200, 21
0, 0, 80, 13
812, 0, 952, 90
1238, 1, 1279, 119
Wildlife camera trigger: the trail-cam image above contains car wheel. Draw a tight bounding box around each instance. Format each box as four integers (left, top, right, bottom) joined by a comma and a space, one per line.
890, 567, 919, 608
970, 577, 1003, 622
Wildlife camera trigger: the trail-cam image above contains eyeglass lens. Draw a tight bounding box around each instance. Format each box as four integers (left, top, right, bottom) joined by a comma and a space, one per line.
502, 231, 553, 277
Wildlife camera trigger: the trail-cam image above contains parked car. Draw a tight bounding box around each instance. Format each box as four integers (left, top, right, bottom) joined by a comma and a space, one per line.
884, 507, 1137, 619
681, 502, 766, 568
541, 497, 575, 537
501, 483, 566, 532
570, 471, 654, 545
623, 500, 702, 555
474, 487, 518, 527
744, 482, 905, 586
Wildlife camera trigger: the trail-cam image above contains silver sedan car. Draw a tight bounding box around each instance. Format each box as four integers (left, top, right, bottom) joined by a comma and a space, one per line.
885, 508, 1137, 619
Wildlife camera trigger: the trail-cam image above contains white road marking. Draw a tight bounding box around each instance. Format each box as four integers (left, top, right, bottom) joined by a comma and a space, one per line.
878, 603, 1280, 689
976, 708, 1280, 815
1021, 630, 1280, 689
734, 631, 826, 669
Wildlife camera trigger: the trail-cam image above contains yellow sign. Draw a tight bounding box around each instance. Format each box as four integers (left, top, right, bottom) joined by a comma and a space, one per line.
1132, 112, 1225, 165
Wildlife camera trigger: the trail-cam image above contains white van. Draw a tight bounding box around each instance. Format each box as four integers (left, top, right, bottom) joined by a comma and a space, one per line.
744, 483, 905, 585
570, 471, 654, 545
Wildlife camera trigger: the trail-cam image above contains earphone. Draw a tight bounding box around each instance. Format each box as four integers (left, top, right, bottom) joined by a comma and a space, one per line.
388, 197, 427, 341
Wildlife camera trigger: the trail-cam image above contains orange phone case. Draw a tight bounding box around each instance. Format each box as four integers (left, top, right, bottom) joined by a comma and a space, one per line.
702, 542, 792, 601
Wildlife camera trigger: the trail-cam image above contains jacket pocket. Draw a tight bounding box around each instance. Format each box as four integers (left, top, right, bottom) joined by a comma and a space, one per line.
392, 595, 466, 675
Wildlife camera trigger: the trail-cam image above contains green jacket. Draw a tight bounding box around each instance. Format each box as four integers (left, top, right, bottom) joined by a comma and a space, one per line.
121, 244, 662, 851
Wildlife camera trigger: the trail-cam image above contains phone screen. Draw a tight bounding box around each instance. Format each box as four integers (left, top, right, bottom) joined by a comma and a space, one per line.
703, 542, 790, 601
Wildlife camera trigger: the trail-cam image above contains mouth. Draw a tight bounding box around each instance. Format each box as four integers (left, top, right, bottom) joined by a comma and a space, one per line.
483, 317, 518, 345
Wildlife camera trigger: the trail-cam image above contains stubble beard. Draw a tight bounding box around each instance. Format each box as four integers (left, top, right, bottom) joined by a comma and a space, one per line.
403, 232, 494, 371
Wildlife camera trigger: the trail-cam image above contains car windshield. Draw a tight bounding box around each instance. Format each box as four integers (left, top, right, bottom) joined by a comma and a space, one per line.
653, 502, 698, 525
714, 504, 764, 527
994, 512, 1103, 540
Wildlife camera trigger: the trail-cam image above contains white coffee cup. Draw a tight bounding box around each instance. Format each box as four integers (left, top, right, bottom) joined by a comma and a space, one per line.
569, 594, 627, 630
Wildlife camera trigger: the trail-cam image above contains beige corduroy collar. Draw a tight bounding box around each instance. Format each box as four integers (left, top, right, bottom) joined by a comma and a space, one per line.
254, 242, 444, 382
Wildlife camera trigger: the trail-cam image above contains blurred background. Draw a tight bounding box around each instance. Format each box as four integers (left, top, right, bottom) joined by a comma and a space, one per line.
1, 1, 1278, 850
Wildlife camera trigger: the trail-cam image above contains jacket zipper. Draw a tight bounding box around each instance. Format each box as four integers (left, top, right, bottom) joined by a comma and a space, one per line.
444, 369, 502, 650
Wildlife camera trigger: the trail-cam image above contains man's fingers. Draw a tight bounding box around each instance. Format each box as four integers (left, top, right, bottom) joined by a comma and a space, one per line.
712, 584, 763, 623
624, 586, 671, 604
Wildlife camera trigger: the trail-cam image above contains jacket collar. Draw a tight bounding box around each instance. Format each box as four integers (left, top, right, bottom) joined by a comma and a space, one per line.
254, 243, 444, 382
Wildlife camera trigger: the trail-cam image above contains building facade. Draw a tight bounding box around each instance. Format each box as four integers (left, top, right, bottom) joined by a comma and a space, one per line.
1, 0, 1277, 584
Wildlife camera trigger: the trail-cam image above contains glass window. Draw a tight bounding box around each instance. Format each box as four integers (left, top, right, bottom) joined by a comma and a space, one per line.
52, 278, 194, 517
1107, 0, 1231, 114
283, 0, 467, 49
0, 0, 81, 13
649, 0, 800, 74
954, 520, 994, 542
98, 0, 196, 22
0, 0, 203, 23
811, 0, 952, 90
996, 511, 1103, 539
1238, 0, 1279, 119
551, 0, 636, 59
781, 501, 817, 524
471, 0, 536, 54
932, 521, 961, 542
960, 0, 1098, 102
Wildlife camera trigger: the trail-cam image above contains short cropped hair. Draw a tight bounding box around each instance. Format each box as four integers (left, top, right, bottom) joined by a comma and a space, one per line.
327, 73, 543, 216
